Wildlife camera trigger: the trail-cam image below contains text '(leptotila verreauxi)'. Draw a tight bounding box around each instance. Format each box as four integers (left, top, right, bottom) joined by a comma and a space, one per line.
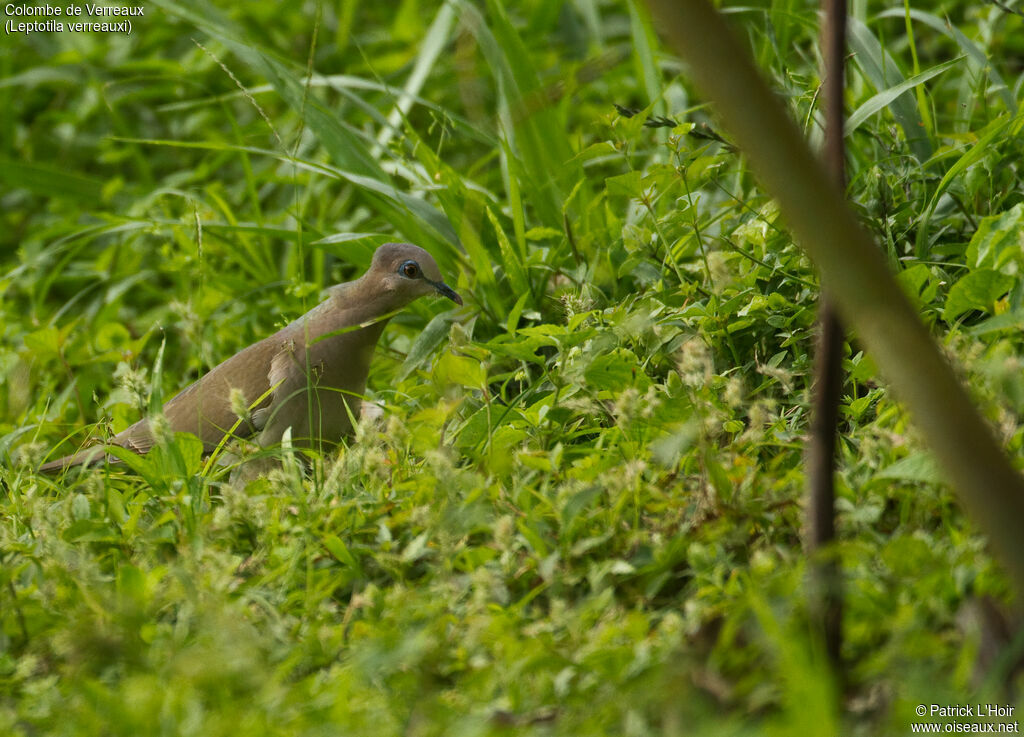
39, 243, 461, 473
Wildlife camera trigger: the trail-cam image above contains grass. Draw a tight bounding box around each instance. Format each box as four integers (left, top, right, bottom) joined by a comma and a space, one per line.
3, 0, 1024, 734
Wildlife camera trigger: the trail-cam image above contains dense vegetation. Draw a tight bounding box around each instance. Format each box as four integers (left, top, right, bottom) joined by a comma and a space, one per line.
3, 0, 1024, 733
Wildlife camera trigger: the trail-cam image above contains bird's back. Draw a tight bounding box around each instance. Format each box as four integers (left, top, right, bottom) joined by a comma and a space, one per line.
122, 334, 285, 452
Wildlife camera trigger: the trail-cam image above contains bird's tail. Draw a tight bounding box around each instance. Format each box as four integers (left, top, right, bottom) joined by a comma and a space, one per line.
38, 447, 111, 474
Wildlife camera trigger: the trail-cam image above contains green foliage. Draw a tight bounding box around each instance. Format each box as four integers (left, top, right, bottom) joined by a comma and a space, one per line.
2, 0, 1024, 734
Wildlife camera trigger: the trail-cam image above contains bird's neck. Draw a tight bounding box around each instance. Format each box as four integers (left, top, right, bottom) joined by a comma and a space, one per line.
330, 275, 407, 325
288, 277, 395, 344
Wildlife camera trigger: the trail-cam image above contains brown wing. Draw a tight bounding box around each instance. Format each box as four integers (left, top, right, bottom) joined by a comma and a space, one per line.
93, 335, 286, 458
158, 337, 284, 450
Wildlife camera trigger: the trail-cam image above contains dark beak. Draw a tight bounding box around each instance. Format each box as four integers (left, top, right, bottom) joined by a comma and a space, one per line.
431, 280, 463, 306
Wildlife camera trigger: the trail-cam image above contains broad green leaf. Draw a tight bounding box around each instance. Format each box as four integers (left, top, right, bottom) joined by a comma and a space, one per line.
606, 171, 644, 199
943, 269, 1015, 321
875, 452, 942, 485
895, 263, 934, 309
965, 203, 1024, 270
433, 351, 486, 390
323, 534, 359, 570
584, 349, 650, 391
23, 326, 63, 358
484, 333, 553, 364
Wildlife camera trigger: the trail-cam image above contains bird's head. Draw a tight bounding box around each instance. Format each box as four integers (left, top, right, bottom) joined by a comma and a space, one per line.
369, 243, 463, 308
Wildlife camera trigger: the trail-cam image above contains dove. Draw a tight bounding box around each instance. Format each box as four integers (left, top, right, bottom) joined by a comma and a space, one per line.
39, 243, 461, 473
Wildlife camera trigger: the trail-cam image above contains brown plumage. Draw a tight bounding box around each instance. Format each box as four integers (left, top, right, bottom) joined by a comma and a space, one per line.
39, 243, 461, 474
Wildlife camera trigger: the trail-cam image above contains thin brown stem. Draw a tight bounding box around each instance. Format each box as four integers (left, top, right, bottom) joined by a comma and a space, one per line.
807, 0, 847, 680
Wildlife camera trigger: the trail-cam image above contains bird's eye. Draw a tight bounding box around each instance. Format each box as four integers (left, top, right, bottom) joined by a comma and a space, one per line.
400, 260, 420, 279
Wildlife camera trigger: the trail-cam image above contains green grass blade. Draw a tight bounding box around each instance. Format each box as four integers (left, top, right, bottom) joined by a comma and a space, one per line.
847, 17, 933, 162
877, 8, 1017, 115
845, 56, 964, 137
914, 111, 1023, 257
0, 157, 104, 201
371, 3, 457, 156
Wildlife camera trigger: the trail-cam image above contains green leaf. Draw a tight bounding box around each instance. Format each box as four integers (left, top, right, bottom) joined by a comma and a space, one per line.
433, 352, 486, 389
103, 444, 159, 483
150, 0, 458, 250
628, 0, 662, 109
877, 8, 1016, 114
0, 157, 104, 202
323, 534, 359, 570
606, 171, 643, 199
943, 269, 1015, 321
485, 205, 529, 296
524, 227, 564, 241
965, 203, 1024, 270
94, 323, 133, 354
459, 0, 578, 227
160, 432, 205, 477
23, 326, 63, 358
845, 57, 964, 136
484, 332, 553, 364
875, 452, 942, 485
915, 112, 1019, 257
584, 349, 650, 392
970, 309, 1024, 336
895, 263, 934, 309
568, 141, 618, 165
516, 519, 550, 556
847, 17, 932, 162
61, 519, 119, 543
561, 485, 603, 528
399, 312, 457, 380
311, 233, 395, 268
505, 291, 531, 335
